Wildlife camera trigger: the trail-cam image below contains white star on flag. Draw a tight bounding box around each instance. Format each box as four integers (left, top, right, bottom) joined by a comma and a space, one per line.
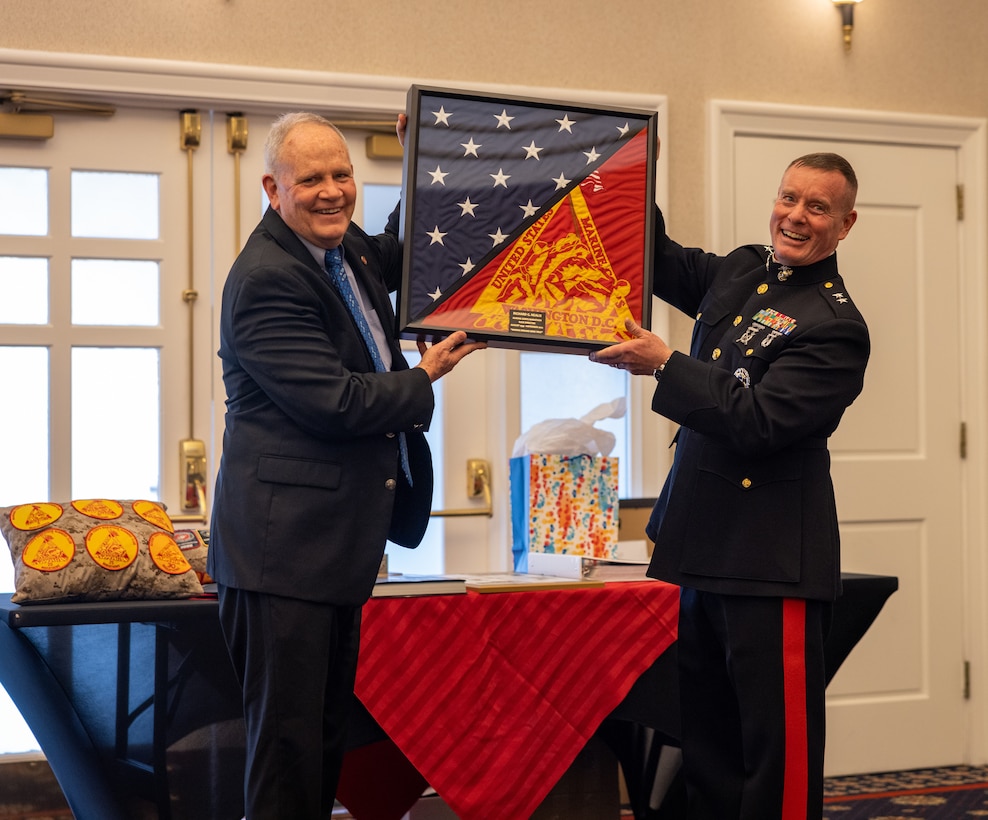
552, 172, 571, 190
490, 168, 511, 188
488, 227, 508, 246
523, 141, 543, 160
556, 115, 575, 133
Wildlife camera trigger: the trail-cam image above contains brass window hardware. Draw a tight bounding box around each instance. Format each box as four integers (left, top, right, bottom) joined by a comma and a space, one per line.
431, 459, 493, 518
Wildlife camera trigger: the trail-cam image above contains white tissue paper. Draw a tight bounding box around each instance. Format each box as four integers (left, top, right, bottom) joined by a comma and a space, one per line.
511, 397, 626, 458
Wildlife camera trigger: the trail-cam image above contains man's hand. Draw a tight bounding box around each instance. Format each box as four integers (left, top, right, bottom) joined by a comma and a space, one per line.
589, 318, 672, 376
416, 331, 487, 382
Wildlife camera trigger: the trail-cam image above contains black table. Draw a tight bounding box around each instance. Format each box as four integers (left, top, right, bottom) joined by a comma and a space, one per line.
0, 597, 244, 820
0, 573, 897, 820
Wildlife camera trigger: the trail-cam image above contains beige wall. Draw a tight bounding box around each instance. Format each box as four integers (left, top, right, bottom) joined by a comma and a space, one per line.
5, 0, 986, 245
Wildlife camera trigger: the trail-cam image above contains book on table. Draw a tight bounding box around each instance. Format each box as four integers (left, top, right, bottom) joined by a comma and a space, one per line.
527, 551, 653, 583
371, 574, 467, 598
463, 573, 605, 593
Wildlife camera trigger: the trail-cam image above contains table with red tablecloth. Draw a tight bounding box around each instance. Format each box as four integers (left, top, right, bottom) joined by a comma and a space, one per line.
339, 580, 680, 820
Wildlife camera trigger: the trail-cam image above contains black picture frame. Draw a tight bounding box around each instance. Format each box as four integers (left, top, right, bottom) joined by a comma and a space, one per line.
398, 85, 657, 353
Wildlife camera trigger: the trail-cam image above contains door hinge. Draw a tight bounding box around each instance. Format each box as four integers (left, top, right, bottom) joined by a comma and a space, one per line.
960, 421, 968, 459
964, 660, 971, 700
957, 184, 965, 221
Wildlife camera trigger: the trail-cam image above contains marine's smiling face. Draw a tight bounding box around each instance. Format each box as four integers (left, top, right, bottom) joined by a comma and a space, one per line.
769, 164, 857, 267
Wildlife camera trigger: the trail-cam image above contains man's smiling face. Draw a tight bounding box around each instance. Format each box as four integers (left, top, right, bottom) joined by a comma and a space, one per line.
262, 121, 356, 250
769, 163, 857, 267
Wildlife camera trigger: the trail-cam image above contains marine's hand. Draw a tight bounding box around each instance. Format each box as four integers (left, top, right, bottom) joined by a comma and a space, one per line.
416, 331, 487, 382
589, 319, 672, 376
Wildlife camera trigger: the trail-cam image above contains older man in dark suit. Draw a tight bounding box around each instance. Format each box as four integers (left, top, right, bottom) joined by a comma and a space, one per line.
591, 152, 868, 819
208, 112, 483, 820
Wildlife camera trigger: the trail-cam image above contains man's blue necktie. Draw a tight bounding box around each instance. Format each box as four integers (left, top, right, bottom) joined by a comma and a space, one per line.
325, 247, 412, 485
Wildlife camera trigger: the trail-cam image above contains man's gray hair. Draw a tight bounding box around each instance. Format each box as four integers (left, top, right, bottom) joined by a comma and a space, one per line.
264, 112, 349, 174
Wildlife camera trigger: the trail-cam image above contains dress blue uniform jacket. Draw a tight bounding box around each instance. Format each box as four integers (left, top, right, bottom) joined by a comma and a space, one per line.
645, 212, 870, 601
208, 206, 435, 607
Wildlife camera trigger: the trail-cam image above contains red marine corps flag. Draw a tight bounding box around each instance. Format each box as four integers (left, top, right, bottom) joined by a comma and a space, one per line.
398, 86, 657, 352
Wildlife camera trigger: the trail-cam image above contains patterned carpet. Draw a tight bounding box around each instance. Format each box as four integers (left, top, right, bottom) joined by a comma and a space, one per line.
823, 765, 988, 819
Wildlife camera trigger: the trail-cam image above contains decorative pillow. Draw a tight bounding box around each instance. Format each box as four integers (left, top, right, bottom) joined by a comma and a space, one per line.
173, 528, 213, 585
0, 499, 204, 604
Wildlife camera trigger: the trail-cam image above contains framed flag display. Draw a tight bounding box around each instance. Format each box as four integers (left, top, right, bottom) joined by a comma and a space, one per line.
398, 85, 657, 352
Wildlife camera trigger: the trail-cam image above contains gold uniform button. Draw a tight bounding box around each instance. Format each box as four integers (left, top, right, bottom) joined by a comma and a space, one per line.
745, 348, 754, 357
696, 311, 703, 320
825, 282, 834, 289
757, 284, 769, 295
741, 478, 752, 489
385, 478, 397, 491
711, 348, 721, 360
733, 315, 743, 326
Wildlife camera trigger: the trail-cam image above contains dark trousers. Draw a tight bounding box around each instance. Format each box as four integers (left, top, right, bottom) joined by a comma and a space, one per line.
677, 588, 830, 820
217, 585, 362, 820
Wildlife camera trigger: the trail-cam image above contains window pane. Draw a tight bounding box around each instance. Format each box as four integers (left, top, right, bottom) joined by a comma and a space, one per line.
72, 259, 159, 326
520, 352, 630, 496
0, 346, 50, 590
72, 347, 160, 499
363, 183, 401, 235
385, 348, 445, 575
0, 257, 48, 324
71, 171, 159, 239
0, 167, 48, 236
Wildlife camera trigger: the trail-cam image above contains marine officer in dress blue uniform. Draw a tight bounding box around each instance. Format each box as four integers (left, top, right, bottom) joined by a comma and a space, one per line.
591, 152, 868, 819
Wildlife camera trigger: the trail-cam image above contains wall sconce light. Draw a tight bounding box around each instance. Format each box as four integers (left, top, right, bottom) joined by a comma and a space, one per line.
833, 0, 863, 51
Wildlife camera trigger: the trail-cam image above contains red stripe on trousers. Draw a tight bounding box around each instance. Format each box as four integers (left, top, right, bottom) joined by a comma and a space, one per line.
781, 598, 808, 819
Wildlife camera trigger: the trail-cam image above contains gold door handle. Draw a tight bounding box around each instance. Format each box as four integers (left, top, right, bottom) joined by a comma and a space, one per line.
431, 459, 493, 518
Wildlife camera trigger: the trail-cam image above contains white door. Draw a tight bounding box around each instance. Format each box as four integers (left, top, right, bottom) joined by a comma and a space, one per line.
0, 105, 205, 751
731, 136, 966, 775
0, 106, 199, 522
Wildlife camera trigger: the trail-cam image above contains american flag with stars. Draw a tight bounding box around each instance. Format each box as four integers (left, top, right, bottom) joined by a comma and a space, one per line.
399, 86, 656, 349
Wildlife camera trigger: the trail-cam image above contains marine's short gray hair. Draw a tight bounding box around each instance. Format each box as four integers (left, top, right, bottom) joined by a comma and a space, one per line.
263, 112, 349, 175
787, 152, 858, 212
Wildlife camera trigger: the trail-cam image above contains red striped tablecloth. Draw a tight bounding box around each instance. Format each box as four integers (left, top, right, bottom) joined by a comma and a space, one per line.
348, 580, 679, 819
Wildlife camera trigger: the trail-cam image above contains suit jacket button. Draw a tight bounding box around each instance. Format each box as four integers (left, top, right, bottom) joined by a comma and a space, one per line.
386, 432, 396, 438
385, 478, 397, 491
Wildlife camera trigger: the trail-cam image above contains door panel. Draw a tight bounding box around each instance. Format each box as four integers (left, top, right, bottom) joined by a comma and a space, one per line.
733, 136, 965, 774
0, 107, 192, 516
0, 107, 195, 753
